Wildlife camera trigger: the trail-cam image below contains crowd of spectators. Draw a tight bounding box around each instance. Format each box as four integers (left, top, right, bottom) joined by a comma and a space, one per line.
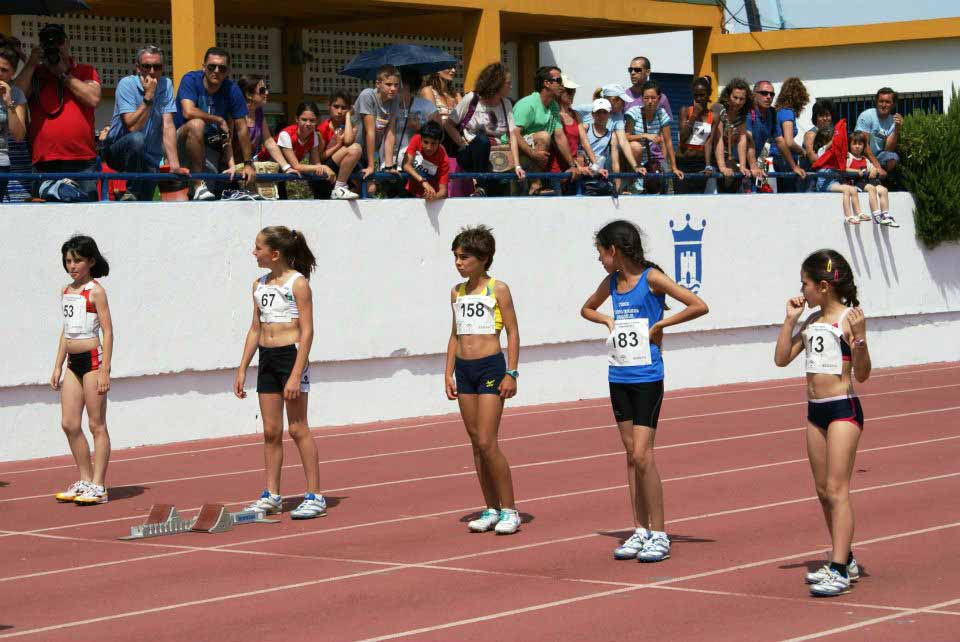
0, 24, 907, 203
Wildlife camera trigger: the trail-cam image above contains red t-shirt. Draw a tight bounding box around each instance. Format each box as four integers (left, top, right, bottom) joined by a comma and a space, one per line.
28, 62, 100, 163
276, 124, 320, 161
404, 134, 449, 197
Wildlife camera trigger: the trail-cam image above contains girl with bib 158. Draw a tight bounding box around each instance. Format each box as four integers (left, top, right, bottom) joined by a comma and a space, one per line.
51, 235, 115, 506
444, 225, 522, 535
235, 226, 327, 520
581, 220, 708, 563
775, 249, 871, 597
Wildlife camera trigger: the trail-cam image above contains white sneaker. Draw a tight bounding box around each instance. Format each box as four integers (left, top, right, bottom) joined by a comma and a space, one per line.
806, 559, 859, 584
74, 483, 109, 505
494, 508, 521, 535
638, 532, 671, 562
245, 490, 283, 515
55, 480, 90, 503
809, 567, 851, 596
880, 213, 900, 228
467, 508, 501, 533
290, 493, 327, 520
331, 185, 359, 200
193, 181, 216, 201
614, 528, 650, 560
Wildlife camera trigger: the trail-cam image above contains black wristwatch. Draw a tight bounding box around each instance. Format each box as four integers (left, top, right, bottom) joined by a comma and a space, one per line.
142, 97, 154, 106
243, 159, 255, 167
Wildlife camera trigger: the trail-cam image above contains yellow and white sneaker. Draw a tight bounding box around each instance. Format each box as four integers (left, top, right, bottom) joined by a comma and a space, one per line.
55, 480, 90, 503
74, 483, 109, 505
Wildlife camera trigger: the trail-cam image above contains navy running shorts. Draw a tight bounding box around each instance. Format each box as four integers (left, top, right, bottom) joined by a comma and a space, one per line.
257, 344, 310, 394
807, 395, 864, 430
455, 352, 506, 395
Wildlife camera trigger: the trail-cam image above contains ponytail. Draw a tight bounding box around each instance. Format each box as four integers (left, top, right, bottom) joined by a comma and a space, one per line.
801, 249, 859, 307
260, 226, 317, 278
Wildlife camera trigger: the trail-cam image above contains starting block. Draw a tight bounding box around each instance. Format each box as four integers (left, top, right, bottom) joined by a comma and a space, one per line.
120, 502, 279, 540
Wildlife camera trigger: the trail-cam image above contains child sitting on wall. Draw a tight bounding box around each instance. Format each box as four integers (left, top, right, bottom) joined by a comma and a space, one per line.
847, 131, 898, 228
402, 121, 449, 201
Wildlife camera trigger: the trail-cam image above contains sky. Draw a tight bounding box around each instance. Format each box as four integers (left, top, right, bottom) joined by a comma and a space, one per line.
722, 0, 959, 31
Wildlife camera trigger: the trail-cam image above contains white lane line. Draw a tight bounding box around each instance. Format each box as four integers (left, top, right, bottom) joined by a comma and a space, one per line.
6, 382, 958, 505
650, 585, 915, 613
780, 596, 960, 641
4, 362, 955, 477
12, 404, 960, 538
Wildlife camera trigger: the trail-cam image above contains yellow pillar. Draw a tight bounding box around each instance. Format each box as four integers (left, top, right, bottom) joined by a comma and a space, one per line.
171, 0, 216, 91
516, 40, 538, 98
0, 16, 12, 39
693, 26, 722, 102
462, 8, 500, 93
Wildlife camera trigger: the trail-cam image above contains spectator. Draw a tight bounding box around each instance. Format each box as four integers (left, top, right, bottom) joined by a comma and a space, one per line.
353, 64, 400, 186
712, 77, 752, 194
581, 98, 644, 194
624, 80, 682, 194
385, 70, 437, 169
174, 47, 255, 201
855, 87, 901, 179
676, 75, 714, 194
444, 62, 521, 196
276, 101, 337, 198
420, 66, 462, 125
575, 84, 630, 141
234, 75, 286, 169
0, 46, 27, 202
101, 45, 187, 201
402, 120, 448, 201
511, 65, 577, 195
318, 90, 362, 200
624, 56, 672, 163
548, 74, 590, 192
771, 76, 810, 193
15, 23, 101, 200
847, 130, 896, 227
803, 99, 835, 166
746, 80, 777, 181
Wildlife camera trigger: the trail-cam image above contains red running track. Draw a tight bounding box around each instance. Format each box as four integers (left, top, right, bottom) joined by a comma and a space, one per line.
1, 362, 959, 641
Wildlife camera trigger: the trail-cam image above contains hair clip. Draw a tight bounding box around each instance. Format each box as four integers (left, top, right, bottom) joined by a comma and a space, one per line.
833, 269, 839, 282
825, 258, 833, 272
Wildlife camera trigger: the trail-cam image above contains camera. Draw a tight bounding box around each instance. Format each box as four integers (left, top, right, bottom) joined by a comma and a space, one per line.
205, 127, 229, 149
38, 24, 66, 67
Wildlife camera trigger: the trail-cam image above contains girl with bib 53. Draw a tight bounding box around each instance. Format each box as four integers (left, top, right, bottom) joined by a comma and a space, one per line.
775, 249, 871, 597
235, 226, 327, 520
581, 220, 707, 562
445, 225, 522, 535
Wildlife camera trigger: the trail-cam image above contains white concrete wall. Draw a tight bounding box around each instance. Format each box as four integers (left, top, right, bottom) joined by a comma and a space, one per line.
718, 38, 960, 132
2, 192, 959, 462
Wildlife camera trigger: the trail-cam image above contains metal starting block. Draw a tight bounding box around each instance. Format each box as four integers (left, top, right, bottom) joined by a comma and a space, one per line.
120, 502, 279, 540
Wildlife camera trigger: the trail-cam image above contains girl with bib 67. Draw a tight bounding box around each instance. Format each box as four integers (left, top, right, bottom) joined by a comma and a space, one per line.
235, 226, 327, 520
444, 225, 522, 535
775, 249, 871, 597
581, 221, 708, 563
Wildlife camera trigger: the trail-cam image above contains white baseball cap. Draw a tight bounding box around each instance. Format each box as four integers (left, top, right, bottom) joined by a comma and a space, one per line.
600, 83, 631, 103
561, 73, 580, 89
592, 98, 612, 113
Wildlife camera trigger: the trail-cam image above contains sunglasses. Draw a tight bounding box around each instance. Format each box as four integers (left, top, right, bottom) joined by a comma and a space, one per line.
545, 77, 562, 84
205, 63, 228, 73
756, 90, 775, 97
138, 63, 162, 71
258, 86, 268, 95
628, 67, 647, 73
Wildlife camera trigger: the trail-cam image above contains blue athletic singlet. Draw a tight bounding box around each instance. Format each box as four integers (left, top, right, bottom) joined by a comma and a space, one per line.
608, 268, 665, 383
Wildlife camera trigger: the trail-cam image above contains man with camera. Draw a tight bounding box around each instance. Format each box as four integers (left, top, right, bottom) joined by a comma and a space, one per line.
174, 47, 255, 201
15, 24, 101, 200
102, 45, 188, 201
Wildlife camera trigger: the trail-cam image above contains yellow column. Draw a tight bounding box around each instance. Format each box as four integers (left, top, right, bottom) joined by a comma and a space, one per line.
0, 16, 12, 39
516, 40, 538, 98
462, 8, 500, 92
693, 27, 721, 101
171, 0, 216, 91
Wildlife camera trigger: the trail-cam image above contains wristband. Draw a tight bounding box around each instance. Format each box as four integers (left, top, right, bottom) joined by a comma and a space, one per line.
515, 165, 522, 171
281, 163, 292, 173
243, 159, 254, 167
704, 164, 716, 171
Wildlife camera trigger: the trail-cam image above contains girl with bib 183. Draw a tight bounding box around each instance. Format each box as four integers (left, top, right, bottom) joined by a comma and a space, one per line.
775, 249, 871, 597
444, 225, 522, 535
235, 226, 327, 520
51, 235, 114, 506
581, 220, 708, 563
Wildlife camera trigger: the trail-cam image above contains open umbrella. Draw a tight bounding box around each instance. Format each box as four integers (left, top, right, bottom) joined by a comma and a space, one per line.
339, 44, 457, 81
1, 0, 90, 15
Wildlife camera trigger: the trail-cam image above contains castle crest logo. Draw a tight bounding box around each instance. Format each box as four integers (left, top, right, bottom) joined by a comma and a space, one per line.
669, 214, 706, 294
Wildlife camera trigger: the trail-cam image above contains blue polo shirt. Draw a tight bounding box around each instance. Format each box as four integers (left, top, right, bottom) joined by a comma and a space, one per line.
746, 106, 776, 154
107, 75, 177, 167
174, 70, 247, 128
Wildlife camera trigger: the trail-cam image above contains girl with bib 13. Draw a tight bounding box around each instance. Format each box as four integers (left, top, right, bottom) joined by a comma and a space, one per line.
235, 226, 327, 520
774, 249, 871, 597
50, 235, 114, 505
581, 220, 708, 563
445, 225, 522, 535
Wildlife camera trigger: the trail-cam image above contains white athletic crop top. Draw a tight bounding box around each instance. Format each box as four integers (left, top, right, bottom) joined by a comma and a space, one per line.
61, 281, 100, 340
255, 272, 302, 323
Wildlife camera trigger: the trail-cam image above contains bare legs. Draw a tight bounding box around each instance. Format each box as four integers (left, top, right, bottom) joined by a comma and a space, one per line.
257, 392, 320, 495
618, 421, 664, 531
806, 421, 861, 565
458, 393, 515, 509
60, 369, 110, 487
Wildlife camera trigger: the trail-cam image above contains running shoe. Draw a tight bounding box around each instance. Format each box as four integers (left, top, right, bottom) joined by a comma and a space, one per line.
221, 188, 261, 201
467, 508, 501, 533
880, 214, 900, 228
331, 185, 359, 200
494, 508, 522, 535
245, 490, 283, 515
806, 559, 859, 584
638, 533, 671, 562
55, 480, 89, 503
614, 528, 650, 560
74, 483, 109, 505
290, 493, 327, 520
809, 567, 851, 596
193, 181, 216, 201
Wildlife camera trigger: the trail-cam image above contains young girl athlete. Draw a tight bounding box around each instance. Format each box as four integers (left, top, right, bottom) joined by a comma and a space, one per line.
51, 235, 114, 505
445, 225, 522, 535
581, 220, 708, 562
235, 226, 327, 519
775, 249, 871, 597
